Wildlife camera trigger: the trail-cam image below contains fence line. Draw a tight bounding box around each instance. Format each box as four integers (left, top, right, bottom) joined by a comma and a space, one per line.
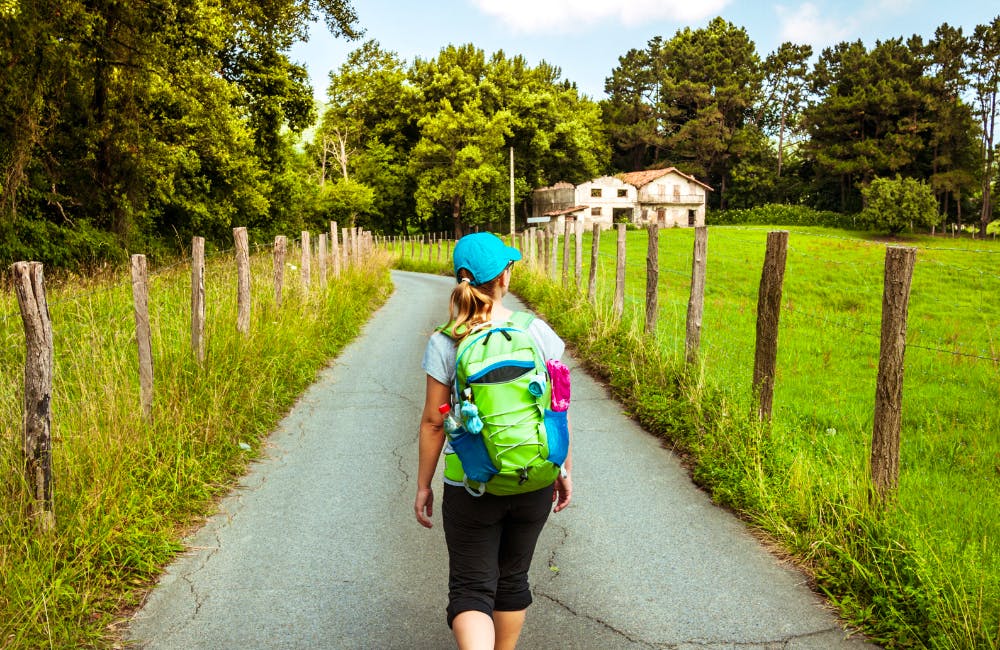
7, 223, 382, 531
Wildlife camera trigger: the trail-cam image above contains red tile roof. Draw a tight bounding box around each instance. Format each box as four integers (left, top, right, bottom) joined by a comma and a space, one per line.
618, 167, 713, 191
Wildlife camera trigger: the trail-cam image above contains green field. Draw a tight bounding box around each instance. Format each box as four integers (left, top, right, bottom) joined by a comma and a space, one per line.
1, 248, 392, 648
507, 225, 999, 649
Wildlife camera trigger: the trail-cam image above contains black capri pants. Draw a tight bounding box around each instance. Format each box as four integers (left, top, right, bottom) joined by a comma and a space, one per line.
442, 482, 554, 627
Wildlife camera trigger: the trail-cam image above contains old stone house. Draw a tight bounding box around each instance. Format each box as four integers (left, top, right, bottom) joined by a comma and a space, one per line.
531, 168, 712, 231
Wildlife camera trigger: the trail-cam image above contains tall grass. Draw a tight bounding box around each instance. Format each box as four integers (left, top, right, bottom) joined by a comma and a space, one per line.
1, 247, 392, 648
510, 225, 999, 649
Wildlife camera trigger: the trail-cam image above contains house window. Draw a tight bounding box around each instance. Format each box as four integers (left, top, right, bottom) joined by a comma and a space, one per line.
657, 184, 666, 196
591, 207, 602, 216
591, 188, 602, 198
617, 189, 627, 198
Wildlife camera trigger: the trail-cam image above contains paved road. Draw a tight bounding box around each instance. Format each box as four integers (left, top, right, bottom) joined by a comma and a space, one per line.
127, 270, 875, 649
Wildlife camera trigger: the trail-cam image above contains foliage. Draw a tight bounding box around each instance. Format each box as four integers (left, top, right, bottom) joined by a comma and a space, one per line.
0, 250, 391, 648
707, 204, 859, 229
0, 0, 360, 265
860, 175, 942, 234
313, 41, 608, 237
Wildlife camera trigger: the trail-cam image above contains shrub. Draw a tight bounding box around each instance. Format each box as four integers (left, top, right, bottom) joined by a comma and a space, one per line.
860, 176, 941, 235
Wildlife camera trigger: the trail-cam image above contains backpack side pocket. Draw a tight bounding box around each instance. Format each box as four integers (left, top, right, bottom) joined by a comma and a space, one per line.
543, 409, 569, 467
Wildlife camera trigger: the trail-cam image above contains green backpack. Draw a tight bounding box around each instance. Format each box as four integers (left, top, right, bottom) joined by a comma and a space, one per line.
441, 312, 566, 496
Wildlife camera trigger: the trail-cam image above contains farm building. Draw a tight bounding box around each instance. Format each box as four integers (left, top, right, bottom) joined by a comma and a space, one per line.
531, 168, 712, 231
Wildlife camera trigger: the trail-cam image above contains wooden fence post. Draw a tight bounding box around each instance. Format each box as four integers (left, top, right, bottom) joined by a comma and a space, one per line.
234, 227, 250, 334
12, 261, 55, 531
588, 224, 601, 303
562, 220, 571, 287
753, 230, 789, 420
273, 236, 287, 306
645, 223, 659, 335
330, 222, 340, 278
343, 227, 351, 267
871, 246, 917, 501
574, 221, 584, 289
614, 224, 626, 319
550, 227, 559, 282
300, 231, 311, 294
191, 237, 205, 364
685, 226, 708, 365
318, 233, 328, 290
130, 254, 154, 421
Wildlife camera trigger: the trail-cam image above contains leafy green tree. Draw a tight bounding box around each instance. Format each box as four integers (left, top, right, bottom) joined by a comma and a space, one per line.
410, 96, 511, 237
860, 175, 941, 234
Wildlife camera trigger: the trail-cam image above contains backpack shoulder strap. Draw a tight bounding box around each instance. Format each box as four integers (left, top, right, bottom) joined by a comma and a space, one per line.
507, 311, 535, 330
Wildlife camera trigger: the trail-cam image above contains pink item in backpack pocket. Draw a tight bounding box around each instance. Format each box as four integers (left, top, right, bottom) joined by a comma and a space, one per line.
546, 360, 571, 412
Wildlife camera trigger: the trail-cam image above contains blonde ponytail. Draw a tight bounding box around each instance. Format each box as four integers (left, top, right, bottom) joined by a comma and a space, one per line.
446, 270, 502, 341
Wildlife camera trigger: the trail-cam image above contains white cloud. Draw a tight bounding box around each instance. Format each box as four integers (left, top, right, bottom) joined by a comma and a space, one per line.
775, 0, 917, 51
775, 3, 851, 49
471, 0, 731, 34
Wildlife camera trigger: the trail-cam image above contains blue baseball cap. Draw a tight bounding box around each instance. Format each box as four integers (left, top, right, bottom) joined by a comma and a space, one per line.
453, 233, 522, 286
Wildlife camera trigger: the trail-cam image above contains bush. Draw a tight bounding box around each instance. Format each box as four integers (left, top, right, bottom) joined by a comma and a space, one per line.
860, 176, 941, 235
707, 204, 858, 229
0, 218, 126, 271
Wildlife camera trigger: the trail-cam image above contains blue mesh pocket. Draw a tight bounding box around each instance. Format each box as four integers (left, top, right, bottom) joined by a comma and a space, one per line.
449, 428, 499, 484
544, 409, 569, 467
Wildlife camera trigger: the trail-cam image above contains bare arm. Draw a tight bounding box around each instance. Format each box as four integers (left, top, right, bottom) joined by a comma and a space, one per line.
415, 375, 451, 528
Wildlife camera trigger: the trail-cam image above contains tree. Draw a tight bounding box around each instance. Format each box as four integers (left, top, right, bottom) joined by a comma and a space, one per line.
925, 24, 979, 229
410, 96, 511, 237
860, 175, 941, 234
652, 18, 764, 208
803, 38, 934, 212
968, 16, 1000, 235
757, 42, 813, 182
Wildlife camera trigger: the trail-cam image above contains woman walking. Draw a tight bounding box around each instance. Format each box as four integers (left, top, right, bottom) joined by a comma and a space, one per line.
415, 232, 572, 650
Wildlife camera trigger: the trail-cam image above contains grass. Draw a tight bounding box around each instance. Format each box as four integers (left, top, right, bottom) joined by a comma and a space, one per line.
1, 246, 393, 648
502, 225, 998, 649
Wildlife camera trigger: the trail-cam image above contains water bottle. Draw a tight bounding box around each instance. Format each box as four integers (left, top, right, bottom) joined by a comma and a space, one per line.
438, 404, 464, 435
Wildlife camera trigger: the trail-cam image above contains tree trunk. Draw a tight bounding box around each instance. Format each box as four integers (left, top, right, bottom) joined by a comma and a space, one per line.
452, 197, 464, 240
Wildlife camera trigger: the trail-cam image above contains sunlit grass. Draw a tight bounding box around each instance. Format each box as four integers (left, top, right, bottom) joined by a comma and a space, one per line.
1, 247, 392, 648
511, 224, 999, 649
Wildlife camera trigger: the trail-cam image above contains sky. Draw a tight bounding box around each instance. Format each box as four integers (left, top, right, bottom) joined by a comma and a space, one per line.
289, 0, 995, 102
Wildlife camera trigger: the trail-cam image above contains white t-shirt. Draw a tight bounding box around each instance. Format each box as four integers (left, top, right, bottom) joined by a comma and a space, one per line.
422, 316, 565, 387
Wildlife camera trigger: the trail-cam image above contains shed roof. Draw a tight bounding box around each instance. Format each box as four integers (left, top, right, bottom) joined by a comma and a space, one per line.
543, 205, 589, 217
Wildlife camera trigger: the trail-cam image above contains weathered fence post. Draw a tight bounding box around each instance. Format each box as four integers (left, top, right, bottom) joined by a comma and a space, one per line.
191, 237, 206, 364
318, 233, 328, 290
588, 224, 601, 303
550, 227, 559, 282
130, 254, 154, 421
12, 261, 55, 532
871, 246, 917, 501
343, 227, 351, 268
614, 224, 626, 319
234, 227, 250, 334
574, 221, 584, 289
300, 231, 311, 294
273, 236, 287, 306
645, 223, 659, 335
330, 222, 340, 278
685, 226, 708, 365
562, 220, 572, 287
753, 231, 789, 420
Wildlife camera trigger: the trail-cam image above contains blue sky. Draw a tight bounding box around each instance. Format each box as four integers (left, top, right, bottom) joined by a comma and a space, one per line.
289, 0, 995, 102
